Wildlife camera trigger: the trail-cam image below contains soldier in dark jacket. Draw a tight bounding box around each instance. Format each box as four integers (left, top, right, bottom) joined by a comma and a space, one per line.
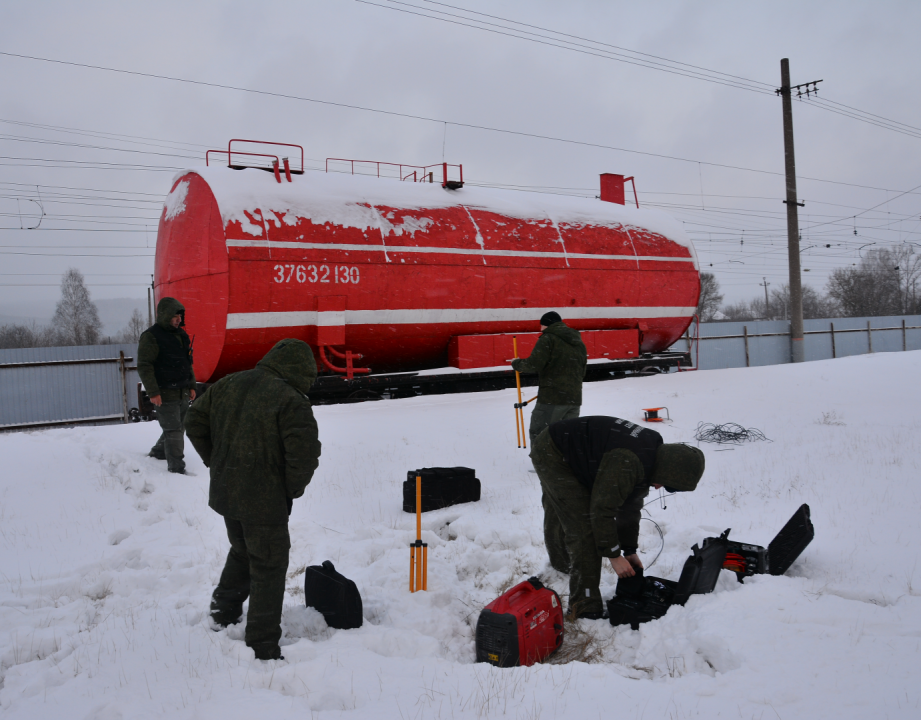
137, 297, 196, 474
510, 312, 588, 572
185, 339, 321, 661
530, 416, 705, 619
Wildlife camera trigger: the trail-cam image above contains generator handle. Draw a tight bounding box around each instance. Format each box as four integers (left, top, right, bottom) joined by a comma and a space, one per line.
489, 579, 539, 614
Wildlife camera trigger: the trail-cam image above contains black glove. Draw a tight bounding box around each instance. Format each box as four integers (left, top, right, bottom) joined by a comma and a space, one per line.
286, 497, 293, 516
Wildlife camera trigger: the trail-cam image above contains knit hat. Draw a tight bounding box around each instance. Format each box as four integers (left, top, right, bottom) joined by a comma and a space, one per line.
650, 444, 705, 492
539, 311, 562, 327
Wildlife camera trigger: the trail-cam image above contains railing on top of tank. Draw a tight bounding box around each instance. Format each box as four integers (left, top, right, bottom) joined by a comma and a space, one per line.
205, 140, 305, 176
325, 159, 463, 188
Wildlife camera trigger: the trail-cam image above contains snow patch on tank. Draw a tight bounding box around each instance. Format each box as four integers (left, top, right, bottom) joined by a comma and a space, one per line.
391, 216, 434, 237
181, 167, 696, 258
163, 180, 189, 220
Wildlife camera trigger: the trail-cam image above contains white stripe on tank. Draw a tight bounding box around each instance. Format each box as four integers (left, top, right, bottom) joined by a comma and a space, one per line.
225, 306, 696, 330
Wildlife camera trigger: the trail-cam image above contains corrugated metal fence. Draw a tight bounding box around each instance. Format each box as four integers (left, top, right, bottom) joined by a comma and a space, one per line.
671, 314, 921, 370
0, 344, 140, 431
2, 315, 919, 430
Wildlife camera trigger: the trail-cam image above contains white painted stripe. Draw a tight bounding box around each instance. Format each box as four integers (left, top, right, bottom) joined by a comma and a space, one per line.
225, 306, 696, 330
225, 239, 694, 263
317, 310, 345, 327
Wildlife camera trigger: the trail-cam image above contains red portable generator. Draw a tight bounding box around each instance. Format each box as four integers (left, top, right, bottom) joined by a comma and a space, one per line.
475, 577, 564, 667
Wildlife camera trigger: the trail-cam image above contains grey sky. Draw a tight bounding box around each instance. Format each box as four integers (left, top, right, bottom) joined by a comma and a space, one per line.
2, 0, 919, 323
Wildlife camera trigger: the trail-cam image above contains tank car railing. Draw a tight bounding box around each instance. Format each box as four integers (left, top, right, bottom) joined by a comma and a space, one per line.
624, 176, 640, 208
206, 140, 305, 180
207, 149, 279, 170
227, 139, 304, 173
325, 158, 463, 188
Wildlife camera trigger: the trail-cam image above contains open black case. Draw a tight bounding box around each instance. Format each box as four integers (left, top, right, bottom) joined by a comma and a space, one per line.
709, 503, 814, 582
608, 530, 729, 630
608, 504, 814, 630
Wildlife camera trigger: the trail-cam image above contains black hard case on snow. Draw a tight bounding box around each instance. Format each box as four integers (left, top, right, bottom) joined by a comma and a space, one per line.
608, 530, 730, 630
304, 560, 363, 629
403, 467, 481, 513
703, 503, 814, 582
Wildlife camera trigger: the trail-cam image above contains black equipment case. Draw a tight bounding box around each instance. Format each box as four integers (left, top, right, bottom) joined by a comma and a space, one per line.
475, 577, 564, 668
403, 467, 481, 513
608, 530, 730, 630
304, 560, 363, 629
704, 503, 814, 582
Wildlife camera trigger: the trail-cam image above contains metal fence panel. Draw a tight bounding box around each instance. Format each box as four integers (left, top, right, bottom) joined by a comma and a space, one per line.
671, 315, 921, 371
0, 343, 139, 429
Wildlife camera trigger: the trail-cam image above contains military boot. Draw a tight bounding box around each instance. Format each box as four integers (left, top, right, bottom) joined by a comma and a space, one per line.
251, 642, 284, 661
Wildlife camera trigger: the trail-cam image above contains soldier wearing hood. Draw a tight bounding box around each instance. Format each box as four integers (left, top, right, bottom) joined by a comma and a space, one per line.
530, 416, 705, 619
185, 339, 322, 661
137, 297, 197, 474
510, 311, 588, 572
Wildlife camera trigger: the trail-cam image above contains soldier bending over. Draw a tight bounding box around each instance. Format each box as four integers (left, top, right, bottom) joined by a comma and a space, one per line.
530, 416, 704, 619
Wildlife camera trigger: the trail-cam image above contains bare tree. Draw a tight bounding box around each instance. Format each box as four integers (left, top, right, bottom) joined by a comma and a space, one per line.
770, 284, 838, 320
116, 308, 147, 343
720, 299, 760, 322
695, 272, 724, 321
0, 321, 57, 349
720, 284, 836, 322
826, 246, 921, 317
51, 268, 102, 346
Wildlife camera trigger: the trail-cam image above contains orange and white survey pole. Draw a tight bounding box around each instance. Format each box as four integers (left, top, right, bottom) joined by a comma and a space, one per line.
512, 337, 527, 449
409, 474, 428, 592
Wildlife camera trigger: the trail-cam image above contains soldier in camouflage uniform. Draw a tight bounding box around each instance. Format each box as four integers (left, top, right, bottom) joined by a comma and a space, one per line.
510, 311, 588, 573
185, 339, 322, 661
530, 416, 705, 619
137, 297, 196, 474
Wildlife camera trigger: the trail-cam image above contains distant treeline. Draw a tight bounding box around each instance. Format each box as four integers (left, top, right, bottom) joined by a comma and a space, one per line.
0, 268, 146, 350
696, 245, 921, 322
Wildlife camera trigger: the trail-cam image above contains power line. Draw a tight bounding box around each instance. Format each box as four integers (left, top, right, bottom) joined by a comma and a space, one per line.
3, 50, 918, 193
0, 134, 201, 161
420, 0, 775, 91
359, 1, 919, 142
0, 117, 214, 153
356, 0, 773, 94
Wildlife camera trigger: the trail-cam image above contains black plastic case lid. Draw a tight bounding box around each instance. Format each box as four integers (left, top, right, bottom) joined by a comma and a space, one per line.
673, 529, 730, 605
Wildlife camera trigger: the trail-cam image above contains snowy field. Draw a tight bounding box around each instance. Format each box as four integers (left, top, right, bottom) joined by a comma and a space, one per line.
2, 351, 920, 719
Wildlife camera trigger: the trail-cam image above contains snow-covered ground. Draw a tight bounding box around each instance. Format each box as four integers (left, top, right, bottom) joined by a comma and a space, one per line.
2, 351, 920, 719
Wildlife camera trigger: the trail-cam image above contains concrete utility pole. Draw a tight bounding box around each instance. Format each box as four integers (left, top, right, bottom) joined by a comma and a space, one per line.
776, 59, 821, 363
760, 277, 771, 319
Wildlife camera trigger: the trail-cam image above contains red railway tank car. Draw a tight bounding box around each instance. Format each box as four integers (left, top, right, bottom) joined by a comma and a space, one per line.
155, 160, 699, 382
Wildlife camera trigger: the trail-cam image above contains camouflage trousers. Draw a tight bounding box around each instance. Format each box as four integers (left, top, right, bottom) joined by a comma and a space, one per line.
211, 517, 291, 660
149, 388, 190, 473
528, 403, 580, 574
530, 428, 605, 617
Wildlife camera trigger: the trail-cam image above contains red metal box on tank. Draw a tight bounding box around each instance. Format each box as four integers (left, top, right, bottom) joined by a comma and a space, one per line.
448, 328, 639, 369
475, 577, 563, 667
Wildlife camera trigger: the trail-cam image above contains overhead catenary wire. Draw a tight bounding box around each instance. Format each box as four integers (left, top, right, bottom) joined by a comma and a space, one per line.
359, 0, 918, 141
2, 50, 918, 193
356, 0, 774, 95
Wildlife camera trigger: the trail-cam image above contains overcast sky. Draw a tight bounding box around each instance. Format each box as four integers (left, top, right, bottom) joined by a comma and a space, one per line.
2, 0, 919, 324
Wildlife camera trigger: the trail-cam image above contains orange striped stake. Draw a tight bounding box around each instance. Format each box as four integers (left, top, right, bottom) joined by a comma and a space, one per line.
410, 474, 428, 592
513, 337, 526, 449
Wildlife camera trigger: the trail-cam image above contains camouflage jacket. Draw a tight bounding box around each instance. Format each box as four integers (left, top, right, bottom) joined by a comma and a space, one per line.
510, 322, 587, 405
185, 339, 321, 525
589, 449, 650, 558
